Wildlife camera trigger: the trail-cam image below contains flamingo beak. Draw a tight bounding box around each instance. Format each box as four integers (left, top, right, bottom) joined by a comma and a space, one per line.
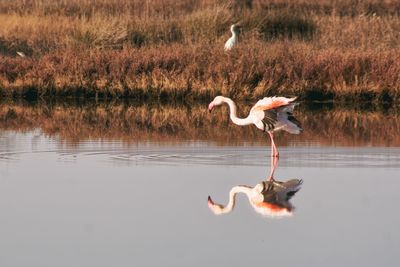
207, 196, 215, 208
207, 196, 224, 215
208, 103, 214, 113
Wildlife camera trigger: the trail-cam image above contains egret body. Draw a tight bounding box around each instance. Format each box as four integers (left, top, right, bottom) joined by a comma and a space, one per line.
224, 24, 241, 51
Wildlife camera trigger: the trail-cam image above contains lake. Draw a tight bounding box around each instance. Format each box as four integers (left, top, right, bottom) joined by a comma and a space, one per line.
0, 101, 399, 267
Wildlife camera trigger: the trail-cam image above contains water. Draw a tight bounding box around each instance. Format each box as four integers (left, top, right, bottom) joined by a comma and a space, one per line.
0, 103, 399, 266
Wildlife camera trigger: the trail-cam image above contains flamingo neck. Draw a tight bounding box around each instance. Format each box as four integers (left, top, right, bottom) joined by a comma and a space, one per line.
222, 97, 253, 126
220, 186, 253, 214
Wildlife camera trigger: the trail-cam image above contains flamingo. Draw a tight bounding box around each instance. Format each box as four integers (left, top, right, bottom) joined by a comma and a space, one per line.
207, 178, 302, 217
208, 154, 303, 217
208, 96, 302, 157
224, 24, 241, 51
207, 179, 302, 217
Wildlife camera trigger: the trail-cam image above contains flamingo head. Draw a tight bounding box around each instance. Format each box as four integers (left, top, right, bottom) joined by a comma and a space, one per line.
208, 96, 225, 112
207, 196, 225, 215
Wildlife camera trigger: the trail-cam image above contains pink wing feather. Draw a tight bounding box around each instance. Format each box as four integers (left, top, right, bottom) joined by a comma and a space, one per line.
252, 96, 297, 111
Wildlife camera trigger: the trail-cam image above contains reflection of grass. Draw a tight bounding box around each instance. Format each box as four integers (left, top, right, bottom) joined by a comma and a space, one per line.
1, 0, 400, 102
0, 100, 399, 146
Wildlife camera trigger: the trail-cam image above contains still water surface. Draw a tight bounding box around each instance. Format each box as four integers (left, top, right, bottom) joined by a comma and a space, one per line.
0, 104, 400, 267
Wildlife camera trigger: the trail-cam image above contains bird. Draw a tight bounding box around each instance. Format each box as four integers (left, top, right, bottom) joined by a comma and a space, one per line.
208, 149, 303, 217
208, 96, 302, 157
16, 51, 26, 58
224, 24, 241, 51
207, 178, 303, 217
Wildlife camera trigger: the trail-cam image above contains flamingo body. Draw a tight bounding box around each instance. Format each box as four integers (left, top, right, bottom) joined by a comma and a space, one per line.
250, 96, 302, 134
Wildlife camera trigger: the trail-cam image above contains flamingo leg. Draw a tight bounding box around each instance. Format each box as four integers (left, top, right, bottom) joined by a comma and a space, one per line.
268, 132, 279, 158
268, 152, 279, 181
268, 131, 274, 157
274, 142, 279, 158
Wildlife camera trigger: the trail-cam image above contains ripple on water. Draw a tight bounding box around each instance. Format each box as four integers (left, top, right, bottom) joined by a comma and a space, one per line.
109, 151, 242, 166
1, 131, 400, 168
0, 152, 18, 162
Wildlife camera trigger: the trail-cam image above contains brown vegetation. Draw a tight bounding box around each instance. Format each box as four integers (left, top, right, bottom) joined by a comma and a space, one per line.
1, 0, 400, 102
1, 100, 399, 146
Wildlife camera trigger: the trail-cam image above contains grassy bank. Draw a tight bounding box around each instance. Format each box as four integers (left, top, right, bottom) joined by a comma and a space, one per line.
1, 0, 400, 102
1, 100, 399, 146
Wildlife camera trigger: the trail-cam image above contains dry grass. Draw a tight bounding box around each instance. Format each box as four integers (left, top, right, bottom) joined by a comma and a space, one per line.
1, 0, 400, 102
0, 100, 399, 146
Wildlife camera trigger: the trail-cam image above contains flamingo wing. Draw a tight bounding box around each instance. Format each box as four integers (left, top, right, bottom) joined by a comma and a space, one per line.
250, 96, 298, 132
261, 110, 278, 131
251, 96, 297, 112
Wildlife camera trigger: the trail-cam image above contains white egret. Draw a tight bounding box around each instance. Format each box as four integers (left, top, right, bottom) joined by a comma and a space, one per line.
224, 24, 241, 51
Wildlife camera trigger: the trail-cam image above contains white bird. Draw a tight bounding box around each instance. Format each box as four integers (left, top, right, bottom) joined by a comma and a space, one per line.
208, 96, 302, 157
224, 24, 241, 51
16, 51, 26, 58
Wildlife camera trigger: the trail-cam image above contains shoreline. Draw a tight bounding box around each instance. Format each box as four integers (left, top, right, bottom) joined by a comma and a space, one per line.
0, 86, 397, 106
1, 99, 399, 146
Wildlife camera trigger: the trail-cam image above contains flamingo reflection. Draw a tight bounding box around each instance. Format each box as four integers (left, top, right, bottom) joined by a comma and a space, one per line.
208, 156, 302, 217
